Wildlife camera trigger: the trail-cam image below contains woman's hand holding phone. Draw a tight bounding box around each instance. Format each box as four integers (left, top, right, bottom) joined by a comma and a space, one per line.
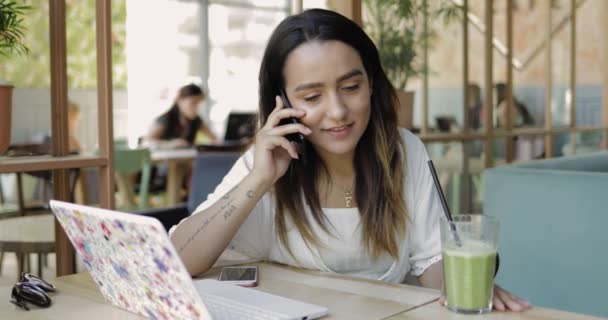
278, 88, 306, 146
251, 95, 311, 187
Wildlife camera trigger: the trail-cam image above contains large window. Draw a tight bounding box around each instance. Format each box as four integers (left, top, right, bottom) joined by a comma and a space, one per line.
126, 0, 204, 146
205, 0, 329, 136
206, 0, 289, 136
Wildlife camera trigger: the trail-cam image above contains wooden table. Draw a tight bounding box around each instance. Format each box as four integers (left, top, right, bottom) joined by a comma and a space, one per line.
150, 148, 197, 206
202, 263, 439, 319
0, 262, 602, 319
0, 215, 55, 280
195, 141, 248, 152
390, 301, 605, 320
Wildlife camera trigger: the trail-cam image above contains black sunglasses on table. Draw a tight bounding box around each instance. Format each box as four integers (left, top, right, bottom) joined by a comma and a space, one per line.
10, 272, 56, 311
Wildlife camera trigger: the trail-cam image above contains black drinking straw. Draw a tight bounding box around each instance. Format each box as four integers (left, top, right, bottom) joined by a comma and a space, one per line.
427, 160, 462, 246
427, 160, 500, 275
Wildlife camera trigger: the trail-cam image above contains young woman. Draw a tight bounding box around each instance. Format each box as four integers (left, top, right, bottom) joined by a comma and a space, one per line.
147, 83, 217, 149
170, 9, 530, 312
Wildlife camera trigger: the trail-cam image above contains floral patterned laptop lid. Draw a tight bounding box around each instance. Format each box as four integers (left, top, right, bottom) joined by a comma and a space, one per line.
50, 200, 211, 320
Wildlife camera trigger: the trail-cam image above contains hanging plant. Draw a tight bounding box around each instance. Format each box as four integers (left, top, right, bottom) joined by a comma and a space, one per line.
0, 0, 30, 57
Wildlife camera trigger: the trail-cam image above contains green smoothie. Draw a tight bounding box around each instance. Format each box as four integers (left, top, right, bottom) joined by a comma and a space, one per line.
443, 242, 496, 312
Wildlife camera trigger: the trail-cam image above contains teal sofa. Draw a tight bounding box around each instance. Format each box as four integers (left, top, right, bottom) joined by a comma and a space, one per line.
483, 151, 608, 317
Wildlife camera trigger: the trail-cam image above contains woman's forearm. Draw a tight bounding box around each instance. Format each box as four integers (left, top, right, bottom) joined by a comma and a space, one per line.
169, 172, 271, 276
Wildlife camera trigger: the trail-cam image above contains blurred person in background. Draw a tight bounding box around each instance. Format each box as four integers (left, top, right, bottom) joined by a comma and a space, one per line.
146, 83, 218, 149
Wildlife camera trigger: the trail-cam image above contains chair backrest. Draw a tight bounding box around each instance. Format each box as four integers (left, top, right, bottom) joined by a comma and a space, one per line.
113, 147, 152, 175
514, 150, 608, 172
187, 152, 240, 213
485, 155, 608, 317
113, 147, 152, 210
113, 137, 129, 149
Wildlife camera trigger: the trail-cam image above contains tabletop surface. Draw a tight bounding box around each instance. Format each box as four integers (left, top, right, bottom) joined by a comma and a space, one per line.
0, 262, 603, 320
390, 301, 606, 320
150, 148, 198, 161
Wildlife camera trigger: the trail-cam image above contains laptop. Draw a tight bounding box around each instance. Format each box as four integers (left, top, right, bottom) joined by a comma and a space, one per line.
49, 200, 328, 320
224, 112, 257, 142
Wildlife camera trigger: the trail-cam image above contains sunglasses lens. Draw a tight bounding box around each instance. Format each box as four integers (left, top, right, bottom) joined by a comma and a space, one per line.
12, 283, 51, 308
10, 275, 55, 310
11, 286, 30, 311
21, 273, 56, 292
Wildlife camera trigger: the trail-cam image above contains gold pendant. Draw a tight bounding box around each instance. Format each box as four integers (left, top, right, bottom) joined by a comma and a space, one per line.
345, 191, 352, 208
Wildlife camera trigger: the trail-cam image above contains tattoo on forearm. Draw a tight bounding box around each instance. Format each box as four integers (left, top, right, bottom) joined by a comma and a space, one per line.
223, 205, 237, 220
178, 210, 221, 253
219, 198, 235, 211
177, 187, 246, 253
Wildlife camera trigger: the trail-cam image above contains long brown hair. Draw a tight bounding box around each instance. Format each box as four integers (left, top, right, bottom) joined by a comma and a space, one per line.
258, 9, 408, 259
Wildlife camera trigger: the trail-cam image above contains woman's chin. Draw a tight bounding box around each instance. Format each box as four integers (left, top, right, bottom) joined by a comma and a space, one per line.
315, 141, 357, 158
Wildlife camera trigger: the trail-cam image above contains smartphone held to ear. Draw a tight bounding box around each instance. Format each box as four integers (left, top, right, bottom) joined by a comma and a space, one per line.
218, 266, 258, 287
278, 88, 306, 146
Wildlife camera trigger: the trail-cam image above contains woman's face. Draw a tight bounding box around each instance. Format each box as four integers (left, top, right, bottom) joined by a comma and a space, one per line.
177, 95, 204, 120
282, 40, 372, 158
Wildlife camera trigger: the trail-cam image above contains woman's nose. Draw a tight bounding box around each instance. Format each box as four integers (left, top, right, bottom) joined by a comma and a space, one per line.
326, 93, 348, 121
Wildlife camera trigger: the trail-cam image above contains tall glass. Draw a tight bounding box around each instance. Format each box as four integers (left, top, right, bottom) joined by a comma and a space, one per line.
440, 215, 499, 314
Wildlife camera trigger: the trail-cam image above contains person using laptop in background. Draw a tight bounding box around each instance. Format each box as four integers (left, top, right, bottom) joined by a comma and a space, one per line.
144, 84, 219, 197
146, 83, 218, 149
170, 9, 530, 313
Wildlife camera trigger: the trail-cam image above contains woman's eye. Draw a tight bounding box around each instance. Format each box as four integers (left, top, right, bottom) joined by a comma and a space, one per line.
343, 84, 360, 91
304, 95, 320, 102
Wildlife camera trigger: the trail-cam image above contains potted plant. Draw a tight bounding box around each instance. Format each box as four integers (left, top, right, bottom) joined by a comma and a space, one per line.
0, 0, 30, 155
363, 0, 459, 129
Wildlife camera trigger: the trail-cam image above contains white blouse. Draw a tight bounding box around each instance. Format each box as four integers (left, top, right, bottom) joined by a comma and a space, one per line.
316, 208, 394, 280
170, 129, 443, 283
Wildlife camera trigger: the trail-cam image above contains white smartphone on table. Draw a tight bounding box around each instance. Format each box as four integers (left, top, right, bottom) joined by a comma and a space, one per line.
218, 266, 258, 287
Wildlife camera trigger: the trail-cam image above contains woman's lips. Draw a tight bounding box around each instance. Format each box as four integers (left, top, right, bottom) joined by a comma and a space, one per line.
323, 123, 354, 138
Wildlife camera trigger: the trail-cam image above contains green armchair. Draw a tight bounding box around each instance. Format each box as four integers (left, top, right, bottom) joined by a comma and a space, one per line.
483, 151, 608, 317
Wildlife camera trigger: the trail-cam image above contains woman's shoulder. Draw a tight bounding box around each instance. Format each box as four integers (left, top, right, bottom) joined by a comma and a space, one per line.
216, 145, 258, 185
155, 108, 177, 126
398, 128, 425, 153
398, 128, 430, 182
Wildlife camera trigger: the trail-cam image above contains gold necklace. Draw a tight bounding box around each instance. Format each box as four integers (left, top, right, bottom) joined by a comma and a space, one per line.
332, 180, 355, 208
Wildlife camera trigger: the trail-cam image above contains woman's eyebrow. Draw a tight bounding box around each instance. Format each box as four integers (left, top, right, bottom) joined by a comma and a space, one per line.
294, 82, 323, 92
293, 69, 364, 92
336, 69, 363, 83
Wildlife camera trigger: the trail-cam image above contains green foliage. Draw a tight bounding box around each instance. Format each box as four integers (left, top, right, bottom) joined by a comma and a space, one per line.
64, 0, 127, 89
363, 0, 460, 90
0, 0, 30, 57
0, 0, 126, 89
